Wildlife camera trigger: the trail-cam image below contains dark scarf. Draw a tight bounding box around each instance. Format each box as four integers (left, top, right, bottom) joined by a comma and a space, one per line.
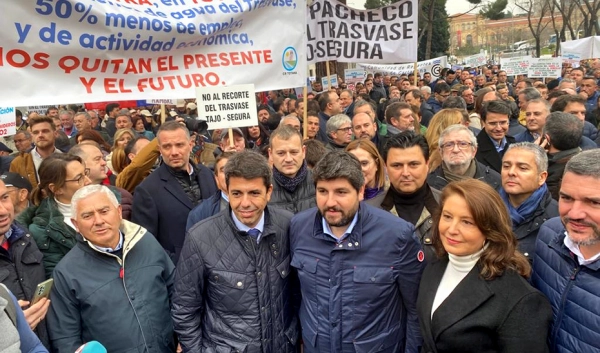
365, 185, 384, 200
273, 161, 308, 193
389, 183, 438, 225
500, 184, 548, 226
166, 162, 202, 206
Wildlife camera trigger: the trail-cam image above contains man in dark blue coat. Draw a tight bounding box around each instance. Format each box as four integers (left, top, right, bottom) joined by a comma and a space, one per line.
186, 152, 233, 231
132, 121, 217, 264
290, 151, 425, 353
532, 149, 600, 353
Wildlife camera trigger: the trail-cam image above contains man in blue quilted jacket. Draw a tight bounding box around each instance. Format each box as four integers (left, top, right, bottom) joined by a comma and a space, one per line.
290, 150, 425, 353
532, 149, 600, 353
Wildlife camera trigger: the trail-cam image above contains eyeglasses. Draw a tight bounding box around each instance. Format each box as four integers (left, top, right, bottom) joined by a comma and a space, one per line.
441, 141, 472, 150
336, 127, 353, 133
486, 121, 509, 127
439, 93, 451, 98
65, 168, 90, 184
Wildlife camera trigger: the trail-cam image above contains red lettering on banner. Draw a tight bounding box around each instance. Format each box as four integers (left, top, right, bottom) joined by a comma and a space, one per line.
157, 56, 179, 72
80, 77, 96, 93
182, 50, 272, 69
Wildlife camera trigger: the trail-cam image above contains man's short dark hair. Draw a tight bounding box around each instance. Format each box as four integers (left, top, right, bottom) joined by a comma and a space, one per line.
312, 150, 364, 192
318, 91, 335, 111
547, 90, 568, 101
543, 112, 583, 151
257, 104, 270, 113
550, 94, 586, 113
157, 120, 190, 140
442, 96, 467, 110
105, 103, 120, 114
383, 131, 430, 162
45, 106, 58, 115
28, 116, 56, 130
385, 102, 412, 126
517, 79, 534, 88
480, 100, 511, 122
214, 151, 236, 175
433, 82, 451, 94
224, 150, 272, 190
303, 139, 327, 169
405, 89, 424, 102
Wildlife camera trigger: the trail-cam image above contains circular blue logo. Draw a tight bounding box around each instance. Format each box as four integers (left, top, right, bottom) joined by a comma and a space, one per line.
282, 47, 298, 72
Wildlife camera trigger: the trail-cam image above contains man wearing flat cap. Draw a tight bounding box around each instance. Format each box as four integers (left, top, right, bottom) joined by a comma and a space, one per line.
0, 172, 32, 216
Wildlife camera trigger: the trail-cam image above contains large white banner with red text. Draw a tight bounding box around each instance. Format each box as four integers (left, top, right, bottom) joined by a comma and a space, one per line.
0, 0, 306, 106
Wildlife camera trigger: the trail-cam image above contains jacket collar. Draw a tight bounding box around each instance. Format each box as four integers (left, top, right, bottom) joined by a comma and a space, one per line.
311, 205, 364, 251
419, 258, 493, 344
549, 230, 600, 271
77, 220, 146, 263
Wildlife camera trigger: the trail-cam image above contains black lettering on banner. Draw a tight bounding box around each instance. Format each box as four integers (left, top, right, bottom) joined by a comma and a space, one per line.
307, 0, 415, 62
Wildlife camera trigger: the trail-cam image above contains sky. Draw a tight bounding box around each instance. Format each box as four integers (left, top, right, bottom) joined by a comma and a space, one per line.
345, 0, 515, 16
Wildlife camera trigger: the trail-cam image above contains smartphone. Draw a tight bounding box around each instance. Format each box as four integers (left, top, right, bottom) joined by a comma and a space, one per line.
31, 278, 53, 305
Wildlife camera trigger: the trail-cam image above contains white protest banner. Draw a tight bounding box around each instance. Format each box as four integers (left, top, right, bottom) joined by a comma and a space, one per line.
307, 0, 418, 64
357, 56, 447, 80
322, 75, 338, 90
0, 1, 306, 107
147, 99, 177, 105
0, 107, 17, 138
344, 69, 366, 90
26, 105, 56, 115
527, 57, 562, 78
500, 56, 530, 76
196, 84, 258, 130
561, 36, 600, 62
463, 53, 487, 67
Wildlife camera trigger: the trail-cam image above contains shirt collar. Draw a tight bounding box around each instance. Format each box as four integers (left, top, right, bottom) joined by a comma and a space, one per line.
563, 231, 600, 266
89, 231, 124, 253
488, 134, 507, 152
231, 210, 265, 234
221, 191, 229, 203
3, 227, 13, 241
322, 211, 358, 243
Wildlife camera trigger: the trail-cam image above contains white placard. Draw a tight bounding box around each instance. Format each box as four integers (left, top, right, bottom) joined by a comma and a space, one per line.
0, 107, 17, 138
196, 84, 258, 130
307, 0, 418, 64
147, 99, 177, 105
357, 56, 448, 80
527, 57, 562, 78
499, 56, 531, 76
344, 69, 366, 90
0, 1, 306, 106
322, 75, 338, 90
464, 53, 487, 67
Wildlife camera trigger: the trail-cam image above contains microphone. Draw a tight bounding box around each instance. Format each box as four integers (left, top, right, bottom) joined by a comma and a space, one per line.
75, 341, 107, 353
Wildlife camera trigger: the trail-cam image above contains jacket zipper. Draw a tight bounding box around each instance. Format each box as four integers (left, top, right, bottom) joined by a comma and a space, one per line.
86, 227, 151, 351
551, 264, 580, 351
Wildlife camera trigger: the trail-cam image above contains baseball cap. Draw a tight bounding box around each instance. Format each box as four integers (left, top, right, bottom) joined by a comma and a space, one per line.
0, 172, 32, 192
139, 109, 153, 117
0, 142, 13, 154
220, 127, 244, 140
176, 99, 186, 108
187, 102, 197, 110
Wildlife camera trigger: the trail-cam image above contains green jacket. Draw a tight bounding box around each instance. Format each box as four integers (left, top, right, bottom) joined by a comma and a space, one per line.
17, 198, 77, 279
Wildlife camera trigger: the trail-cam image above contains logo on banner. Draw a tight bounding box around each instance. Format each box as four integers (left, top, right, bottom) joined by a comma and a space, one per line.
282, 47, 298, 72
431, 64, 442, 77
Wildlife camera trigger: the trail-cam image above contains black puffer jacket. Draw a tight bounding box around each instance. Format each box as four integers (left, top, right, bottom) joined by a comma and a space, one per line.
513, 190, 559, 262
269, 169, 316, 214
427, 160, 502, 191
172, 207, 299, 353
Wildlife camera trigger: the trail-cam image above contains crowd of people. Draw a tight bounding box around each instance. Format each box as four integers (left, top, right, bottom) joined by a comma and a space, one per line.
1, 59, 600, 353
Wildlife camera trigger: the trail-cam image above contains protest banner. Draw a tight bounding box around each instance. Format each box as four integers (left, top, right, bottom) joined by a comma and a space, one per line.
196, 84, 258, 133
561, 36, 600, 63
499, 56, 530, 76
147, 99, 177, 105
357, 56, 447, 80
527, 57, 562, 78
344, 69, 366, 90
307, 0, 418, 64
0, 1, 306, 107
0, 107, 17, 138
322, 75, 338, 90
463, 53, 487, 68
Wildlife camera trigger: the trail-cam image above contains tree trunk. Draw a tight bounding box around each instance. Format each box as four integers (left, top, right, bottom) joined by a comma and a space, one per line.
425, 0, 436, 59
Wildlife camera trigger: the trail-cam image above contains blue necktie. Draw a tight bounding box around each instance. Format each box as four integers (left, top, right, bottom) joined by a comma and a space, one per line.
247, 228, 260, 243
